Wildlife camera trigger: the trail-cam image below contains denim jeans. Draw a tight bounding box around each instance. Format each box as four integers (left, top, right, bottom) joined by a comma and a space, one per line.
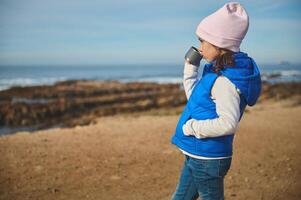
171, 154, 232, 200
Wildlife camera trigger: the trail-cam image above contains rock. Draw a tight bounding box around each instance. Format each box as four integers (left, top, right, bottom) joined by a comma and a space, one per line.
0, 80, 184, 131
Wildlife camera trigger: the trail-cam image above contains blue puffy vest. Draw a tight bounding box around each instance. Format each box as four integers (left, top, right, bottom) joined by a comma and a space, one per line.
171, 51, 262, 157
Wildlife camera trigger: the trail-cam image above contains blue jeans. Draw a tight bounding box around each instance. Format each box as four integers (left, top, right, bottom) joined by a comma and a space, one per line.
171, 154, 232, 200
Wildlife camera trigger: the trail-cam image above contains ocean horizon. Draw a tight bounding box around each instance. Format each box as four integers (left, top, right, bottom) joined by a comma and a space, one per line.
1, 62, 301, 91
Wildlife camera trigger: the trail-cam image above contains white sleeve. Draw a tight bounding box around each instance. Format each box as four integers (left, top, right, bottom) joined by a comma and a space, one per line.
183, 61, 200, 100
186, 75, 241, 138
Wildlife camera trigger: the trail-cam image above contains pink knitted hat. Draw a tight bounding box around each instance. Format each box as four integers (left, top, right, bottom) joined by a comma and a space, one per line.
195, 2, 249, 52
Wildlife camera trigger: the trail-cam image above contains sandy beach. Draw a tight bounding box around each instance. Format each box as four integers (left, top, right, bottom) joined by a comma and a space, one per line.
0, 81, 301, 200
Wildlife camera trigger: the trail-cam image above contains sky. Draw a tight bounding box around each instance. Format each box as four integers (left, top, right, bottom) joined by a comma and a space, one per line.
0, 0, 301, 66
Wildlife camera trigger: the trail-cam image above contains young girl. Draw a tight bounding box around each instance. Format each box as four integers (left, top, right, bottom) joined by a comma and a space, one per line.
170, 2, 261, 200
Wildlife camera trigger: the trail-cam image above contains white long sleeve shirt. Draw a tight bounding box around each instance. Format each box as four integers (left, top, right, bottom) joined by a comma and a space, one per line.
180, 61, 241, 159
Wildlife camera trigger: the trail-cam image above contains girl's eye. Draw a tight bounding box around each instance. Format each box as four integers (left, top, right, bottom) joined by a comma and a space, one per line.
198, 38, 203, 42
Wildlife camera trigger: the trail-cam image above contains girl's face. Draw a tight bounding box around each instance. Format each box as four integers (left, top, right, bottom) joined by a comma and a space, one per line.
198, 38, 222, 63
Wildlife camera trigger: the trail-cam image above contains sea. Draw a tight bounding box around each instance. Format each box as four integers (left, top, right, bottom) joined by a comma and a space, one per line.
0, 63, 301, 91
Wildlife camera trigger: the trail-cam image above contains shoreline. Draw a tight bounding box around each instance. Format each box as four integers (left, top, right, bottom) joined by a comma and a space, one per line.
0, 80, 300, 136
1, 61, 301, 92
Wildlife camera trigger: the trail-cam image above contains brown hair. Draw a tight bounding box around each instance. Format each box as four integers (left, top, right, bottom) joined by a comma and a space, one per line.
211, 48, 236, 74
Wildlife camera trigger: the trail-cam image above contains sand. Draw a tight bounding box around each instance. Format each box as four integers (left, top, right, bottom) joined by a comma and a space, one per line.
0, 99, 300, 200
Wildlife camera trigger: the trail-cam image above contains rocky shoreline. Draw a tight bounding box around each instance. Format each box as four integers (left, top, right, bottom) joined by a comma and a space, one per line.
1, 80, 300, 135
0, 80, 186, 134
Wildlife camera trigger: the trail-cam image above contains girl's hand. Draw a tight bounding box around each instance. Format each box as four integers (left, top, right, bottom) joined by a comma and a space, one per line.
182, 119, 203, 139
182, 122, 193, 136
183, 119, 196, 137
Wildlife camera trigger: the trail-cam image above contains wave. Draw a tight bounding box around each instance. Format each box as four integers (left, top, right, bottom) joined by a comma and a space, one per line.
278, 70, 301, 77
0, 77, 67, 91
0, 69, 300, 91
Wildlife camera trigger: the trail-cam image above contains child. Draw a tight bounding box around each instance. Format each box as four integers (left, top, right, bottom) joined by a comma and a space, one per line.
170, 2, 261, 200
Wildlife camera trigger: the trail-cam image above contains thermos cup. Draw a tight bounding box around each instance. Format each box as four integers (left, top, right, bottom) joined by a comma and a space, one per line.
185, 46, 203, 66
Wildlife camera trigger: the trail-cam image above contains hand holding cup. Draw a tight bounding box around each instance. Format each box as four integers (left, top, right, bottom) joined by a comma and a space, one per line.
185, 46, 203, 66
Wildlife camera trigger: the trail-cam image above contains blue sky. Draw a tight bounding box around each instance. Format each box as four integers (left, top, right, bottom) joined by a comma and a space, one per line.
0, 0, 300, 66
